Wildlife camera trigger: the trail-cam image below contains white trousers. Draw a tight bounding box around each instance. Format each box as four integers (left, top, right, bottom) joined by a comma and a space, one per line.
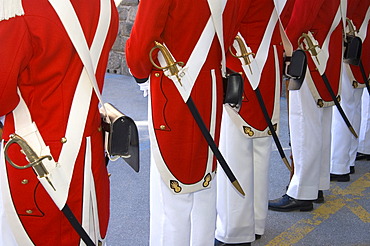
358, 91, 370, 154
149, 154, 217, 246
331, 68, 363, 174
215, 110, 272, 244
287, 81, 332, 200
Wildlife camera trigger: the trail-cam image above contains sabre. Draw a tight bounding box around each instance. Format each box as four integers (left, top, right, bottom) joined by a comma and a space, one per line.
4, 133, 56, 190
149, 41, 245, 196
230, 35, 255, 75
3, 133, 96, 246
299, 32, 358, 138
231, 35, 292, 172
150, 41, 184, 86
298, 33, 320, 65
359, 61, 370, 95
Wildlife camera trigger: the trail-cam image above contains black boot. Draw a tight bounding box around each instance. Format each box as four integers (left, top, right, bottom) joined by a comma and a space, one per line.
215, 239, 251, 246
313, 190, 324, 203
330, 173, 350, 182
350, 166, 355, 174
268, 194, 313, 212
355, 152, 370, 161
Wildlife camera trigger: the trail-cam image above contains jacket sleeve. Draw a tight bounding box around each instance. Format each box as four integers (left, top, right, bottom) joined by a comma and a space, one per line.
0, 17, 32, 116
125, 0, 171, 81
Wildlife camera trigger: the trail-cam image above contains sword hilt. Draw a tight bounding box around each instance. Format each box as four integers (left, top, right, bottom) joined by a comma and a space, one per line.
149, 41, 184, 86
230, 35, 255, 74
298, 32, 320, 65
346, 18, 358, 37
4, 134, 56, 190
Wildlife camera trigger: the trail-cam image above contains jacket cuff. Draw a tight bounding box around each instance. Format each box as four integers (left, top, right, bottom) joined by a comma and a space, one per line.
134, 77, 149, 83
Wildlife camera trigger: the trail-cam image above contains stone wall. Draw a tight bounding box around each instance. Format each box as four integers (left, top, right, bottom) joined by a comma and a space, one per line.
107, 0, 138, 75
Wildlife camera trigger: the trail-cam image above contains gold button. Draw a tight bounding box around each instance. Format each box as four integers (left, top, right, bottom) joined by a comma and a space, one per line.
98, 126, 102, 132
21, 179, 29, 185
155, 73, 160, 77
352, 81, 358, 88
26, 210, 33, 214
160, 125, 166, 130
317, 99, 324, 108
61, 137, 67, 144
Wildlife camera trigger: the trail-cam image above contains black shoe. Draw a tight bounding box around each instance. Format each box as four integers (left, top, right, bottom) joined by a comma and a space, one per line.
355, 152, 370, 161
255, 234, 262, 240
350, 166, 355, 174
268, 194, 313, 212
330, 173, 350, 182
313, 190, 324, 203
215, 239, 251, 246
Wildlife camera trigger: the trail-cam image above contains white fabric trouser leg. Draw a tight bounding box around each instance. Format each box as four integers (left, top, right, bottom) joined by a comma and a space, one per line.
331, 68, 363, 174
287, 81, 332, 200
215, 110, 272, 244
358, 91, 370, 155
149, 154, 217, 246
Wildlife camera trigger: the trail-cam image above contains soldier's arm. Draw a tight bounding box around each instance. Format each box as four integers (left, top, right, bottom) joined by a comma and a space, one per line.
0, 17, 32, 116
125, 0, 171, 81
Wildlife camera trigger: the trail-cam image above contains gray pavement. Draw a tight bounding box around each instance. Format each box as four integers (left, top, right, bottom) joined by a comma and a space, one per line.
103, 73, 370, 246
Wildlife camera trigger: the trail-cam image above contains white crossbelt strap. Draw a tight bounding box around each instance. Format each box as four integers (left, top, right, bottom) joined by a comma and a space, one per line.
11, 0, 110, 210
157, 0, 227, 102
312, 4, 344, 75
358, 6, 370, 41
208, 0, 226, 76
275, 0, 293, 57
233, 4, 280, 90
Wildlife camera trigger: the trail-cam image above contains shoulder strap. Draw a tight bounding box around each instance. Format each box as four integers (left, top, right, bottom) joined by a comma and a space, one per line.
208, 0, 227, 76
358, 5, 370, 41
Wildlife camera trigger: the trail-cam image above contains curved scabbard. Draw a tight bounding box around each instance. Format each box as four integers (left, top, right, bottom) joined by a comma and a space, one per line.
299, 32, 358, 138
233, 35, 292, 172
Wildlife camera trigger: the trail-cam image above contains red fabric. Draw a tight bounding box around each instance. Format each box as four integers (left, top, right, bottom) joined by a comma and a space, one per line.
347, 0, 370, 84
226, 0, 285, 131
280, 0, 295, 28
286, 0, 343, 101
0, 0, 118, 244
126, 0, 249, 184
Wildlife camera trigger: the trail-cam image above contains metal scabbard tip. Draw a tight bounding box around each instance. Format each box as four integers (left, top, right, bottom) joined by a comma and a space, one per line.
283, 157, 293, 172
350, 127, 358, 139
232, 180, 245, 196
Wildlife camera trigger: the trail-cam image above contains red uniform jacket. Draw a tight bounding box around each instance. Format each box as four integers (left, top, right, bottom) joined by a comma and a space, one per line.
286, 0, 343, 103
0, 0, 118, 244
346, 0, 370, 86
226, 0, 291, 134
126, 0, 249, 192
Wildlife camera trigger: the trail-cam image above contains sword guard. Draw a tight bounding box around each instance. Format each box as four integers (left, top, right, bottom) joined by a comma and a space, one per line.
229, 35, 255, 66
149, 41, 184, 85
298, 33, 320, 55
4, 134, 52, 170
